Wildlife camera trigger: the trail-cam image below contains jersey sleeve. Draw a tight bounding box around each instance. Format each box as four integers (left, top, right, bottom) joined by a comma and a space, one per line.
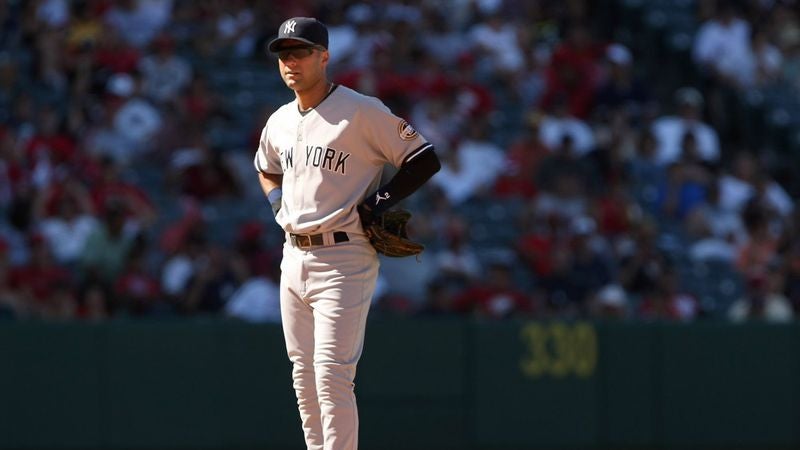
362, 99, 433, 168
253, 122, 282, 174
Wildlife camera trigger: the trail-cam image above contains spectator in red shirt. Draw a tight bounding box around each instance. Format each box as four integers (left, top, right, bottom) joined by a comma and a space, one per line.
404, 51, 452, 100
0, 127, 30, 208
493, 112, 548, 199
539, 22, 605, 119
452, 257, 532, 319
167, 142, 241, 201
75, 279, 111, 321
114, 246, 162, 316
638, 268, 700, 321
33, 171, 96, 218
8, 233, 76, 319
517, 209, 561, 279
24, 106, 78, 182
177, 74, 228, 125
234, 221, 279, 281
404, 53, 495, 136
0, 238, 29, 319
335, 44, 411, 115
93, 24, 141, 75
591, 179, 635, 238
90, 156, 156, 227
449, 53, 496, 121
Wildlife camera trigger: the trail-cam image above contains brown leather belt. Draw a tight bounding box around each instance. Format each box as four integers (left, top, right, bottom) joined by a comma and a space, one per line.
289, 231, 349, 249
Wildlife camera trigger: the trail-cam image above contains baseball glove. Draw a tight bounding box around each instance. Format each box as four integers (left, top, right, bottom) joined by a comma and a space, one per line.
363, 209, 424, 258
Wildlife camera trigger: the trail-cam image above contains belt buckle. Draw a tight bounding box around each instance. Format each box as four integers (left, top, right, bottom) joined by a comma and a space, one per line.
291, 234, 311, 248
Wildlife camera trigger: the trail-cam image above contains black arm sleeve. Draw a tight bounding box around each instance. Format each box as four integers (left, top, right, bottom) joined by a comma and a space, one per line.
362, 147, 441, 214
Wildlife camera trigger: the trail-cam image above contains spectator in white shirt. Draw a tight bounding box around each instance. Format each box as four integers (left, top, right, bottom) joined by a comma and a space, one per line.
718, 151, 793, 218
539, 97, 595, 156
728, 270, 794, 323
410, 95, 461, 151
224, 276, 281, 323
104, 0, 173, 49
737, 27, 783, 89
35, 183, 98, 266
325, 8, 358, 69
420, 9, 469, 67
468, 12, 525, 79
431, 118, 506, 205
692, 1, 751, 86
215, 0, 256, 58
686, 180, 748, 255
651, 87, 720, 165
138, 34, 192, 104
106, 73, 163, 160
36, 0, 70, 29
432, 216, 482, 287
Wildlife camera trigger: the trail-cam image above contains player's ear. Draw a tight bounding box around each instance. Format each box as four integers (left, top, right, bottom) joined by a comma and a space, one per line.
320, 48, 329, 65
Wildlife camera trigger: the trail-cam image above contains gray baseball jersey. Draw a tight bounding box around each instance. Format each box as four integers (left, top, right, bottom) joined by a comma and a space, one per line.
254, 85, 432, 235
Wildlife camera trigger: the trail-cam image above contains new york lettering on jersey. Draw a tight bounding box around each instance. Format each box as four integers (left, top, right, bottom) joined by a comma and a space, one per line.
303, 145, 349, 174
277, 145, 350, 174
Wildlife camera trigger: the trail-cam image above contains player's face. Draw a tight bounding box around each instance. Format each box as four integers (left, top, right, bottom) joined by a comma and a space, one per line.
276, 40, 328, 92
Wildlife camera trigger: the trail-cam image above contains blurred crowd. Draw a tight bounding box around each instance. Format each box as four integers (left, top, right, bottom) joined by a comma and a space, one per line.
0, 0, 798, 324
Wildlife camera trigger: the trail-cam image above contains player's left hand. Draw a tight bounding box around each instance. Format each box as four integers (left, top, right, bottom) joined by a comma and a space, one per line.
360, 208, 424, 257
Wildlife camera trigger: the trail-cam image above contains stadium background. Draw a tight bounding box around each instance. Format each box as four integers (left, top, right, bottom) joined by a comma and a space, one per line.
1, 0, 799, 449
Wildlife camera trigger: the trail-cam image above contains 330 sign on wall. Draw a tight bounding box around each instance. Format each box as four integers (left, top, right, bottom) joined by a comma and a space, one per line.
519, 322, 598, 379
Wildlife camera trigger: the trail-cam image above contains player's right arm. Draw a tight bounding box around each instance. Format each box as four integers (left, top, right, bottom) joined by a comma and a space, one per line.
258, 172, 283, 196
259, 172, 283, 217
254, 121, 284, 216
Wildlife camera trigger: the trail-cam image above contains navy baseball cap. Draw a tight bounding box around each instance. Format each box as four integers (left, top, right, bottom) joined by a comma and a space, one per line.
268, 17, 328, 53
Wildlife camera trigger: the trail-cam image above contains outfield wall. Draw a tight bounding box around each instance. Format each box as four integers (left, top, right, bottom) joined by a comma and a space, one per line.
1, 319, 798, 449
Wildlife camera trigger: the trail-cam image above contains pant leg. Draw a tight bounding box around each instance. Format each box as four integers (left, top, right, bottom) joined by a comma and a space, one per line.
306, 242, 378, 450
280, 246, 324, 450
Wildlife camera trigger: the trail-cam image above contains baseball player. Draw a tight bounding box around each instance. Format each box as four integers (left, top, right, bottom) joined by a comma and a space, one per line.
254, 17, 441, 450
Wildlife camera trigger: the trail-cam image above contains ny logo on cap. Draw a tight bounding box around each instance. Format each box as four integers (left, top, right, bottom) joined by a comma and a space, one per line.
284, 20, 296, 34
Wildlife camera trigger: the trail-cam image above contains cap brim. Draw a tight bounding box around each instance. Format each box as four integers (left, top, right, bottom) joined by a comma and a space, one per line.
267, 37, 319, 53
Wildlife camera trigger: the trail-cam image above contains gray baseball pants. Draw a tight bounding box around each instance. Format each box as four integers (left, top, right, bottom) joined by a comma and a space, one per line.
279, 233, 378, 450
